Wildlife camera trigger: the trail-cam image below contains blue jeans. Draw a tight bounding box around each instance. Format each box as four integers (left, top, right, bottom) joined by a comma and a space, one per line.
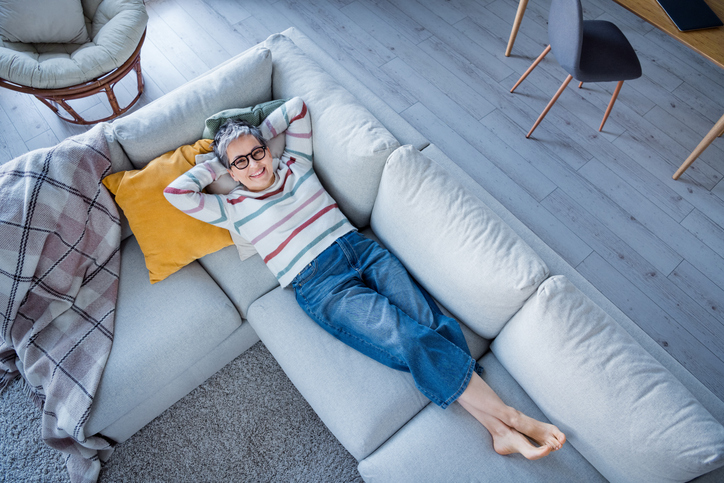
291, 231, 480, 409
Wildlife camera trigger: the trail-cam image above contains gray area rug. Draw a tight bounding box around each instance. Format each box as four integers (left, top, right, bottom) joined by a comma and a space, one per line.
1, 342, 362, 482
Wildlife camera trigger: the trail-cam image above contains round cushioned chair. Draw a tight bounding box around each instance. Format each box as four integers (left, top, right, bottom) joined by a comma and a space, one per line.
0, 0, 148, 125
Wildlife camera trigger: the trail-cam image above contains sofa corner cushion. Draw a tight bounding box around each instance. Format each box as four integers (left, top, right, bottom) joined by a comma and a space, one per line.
86, 236, 242, 436
262, 32, 400, 228
196, 246, 278, 320
246, 287, 431, 461
112, 45, 273, 167
491, 275, 724, 483
370, 145, 549, 339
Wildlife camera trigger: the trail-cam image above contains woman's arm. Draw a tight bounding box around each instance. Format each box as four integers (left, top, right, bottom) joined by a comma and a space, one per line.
260, 97, 313, 163
163, 159, 233, 229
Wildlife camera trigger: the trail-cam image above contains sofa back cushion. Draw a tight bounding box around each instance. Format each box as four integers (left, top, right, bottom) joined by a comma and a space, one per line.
262, 33, 399, 228
492, 275, 724, 483
112, 45, 273, 167
371, 145, 549, 339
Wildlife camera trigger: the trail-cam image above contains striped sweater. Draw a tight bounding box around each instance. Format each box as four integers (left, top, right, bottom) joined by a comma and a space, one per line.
164, 97, 354, 287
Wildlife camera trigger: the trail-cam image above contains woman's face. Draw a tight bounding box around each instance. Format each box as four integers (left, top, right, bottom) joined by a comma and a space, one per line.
226, 134, 275, 192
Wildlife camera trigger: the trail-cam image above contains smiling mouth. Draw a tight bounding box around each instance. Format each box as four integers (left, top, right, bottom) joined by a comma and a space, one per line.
249, 167, 266, 178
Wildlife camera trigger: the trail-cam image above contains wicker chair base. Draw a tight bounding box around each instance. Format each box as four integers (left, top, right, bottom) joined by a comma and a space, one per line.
0, 31, 146, 126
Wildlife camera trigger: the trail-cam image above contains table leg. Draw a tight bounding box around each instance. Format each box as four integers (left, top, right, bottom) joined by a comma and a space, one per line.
506, 0, 530, 57
673, 112, 724, 180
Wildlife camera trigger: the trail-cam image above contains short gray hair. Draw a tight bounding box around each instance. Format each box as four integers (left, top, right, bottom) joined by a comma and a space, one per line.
212, 119, 267, 168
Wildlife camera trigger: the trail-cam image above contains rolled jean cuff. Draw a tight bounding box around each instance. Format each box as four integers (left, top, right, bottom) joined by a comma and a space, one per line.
439, 357, 477, 409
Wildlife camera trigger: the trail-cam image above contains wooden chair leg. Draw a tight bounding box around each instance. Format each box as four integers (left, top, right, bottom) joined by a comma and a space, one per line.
527, 75, 573, 138
578, 82, 583, 88
506, 0, 530, 57
673, 112, 724, 179
511, 45, 551, 93
599, 81, 623, 132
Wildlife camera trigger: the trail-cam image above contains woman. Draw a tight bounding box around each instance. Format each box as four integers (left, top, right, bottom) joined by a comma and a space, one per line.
164, 97, 566, 459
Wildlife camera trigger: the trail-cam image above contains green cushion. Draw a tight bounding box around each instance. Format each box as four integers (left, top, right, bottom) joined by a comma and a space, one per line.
202, 99, 288, 139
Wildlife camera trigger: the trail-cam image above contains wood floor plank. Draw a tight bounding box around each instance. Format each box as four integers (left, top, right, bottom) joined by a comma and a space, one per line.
644, 105, 724, 176
388, 0, 514, 83
584, 149, 695, 225
416, 0, 468, 25
670, 261, 724, 326
672, 81, 724, 126
344, 1, 496, 121
273, 0, 416, 113
145, 2, 215, 80
0, 103, 29, 162
140, 34, 191, 94
453, 14, 542, 81
24, 129, 59, 152
532, 147, 686, 276
361, 0, 433, 45
243, 0, 297, 37
579, 159, 724, 288
304, 0, 396, 68
151, 0, 233, 69
611, 102, 722, 190
203, 0, 252, 25
611, 133, 724, 230
714, 179, 724, 202
182, 0, 257, 57
681, 209, 724, 257
0, 89, 51, 143
632, 74, 724, 137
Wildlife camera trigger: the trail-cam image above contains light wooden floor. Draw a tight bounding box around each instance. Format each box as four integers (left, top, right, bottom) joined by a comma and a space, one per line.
2, 0, 723, 402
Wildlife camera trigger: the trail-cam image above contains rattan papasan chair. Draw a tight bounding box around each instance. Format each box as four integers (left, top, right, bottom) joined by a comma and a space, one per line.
0, 0, 148, 125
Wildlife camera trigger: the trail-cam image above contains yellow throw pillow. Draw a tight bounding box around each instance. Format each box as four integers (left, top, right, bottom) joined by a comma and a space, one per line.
103, 139, 233, 283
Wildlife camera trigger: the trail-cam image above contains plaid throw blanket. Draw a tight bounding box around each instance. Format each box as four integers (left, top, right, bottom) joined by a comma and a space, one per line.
0, 125, 121, 483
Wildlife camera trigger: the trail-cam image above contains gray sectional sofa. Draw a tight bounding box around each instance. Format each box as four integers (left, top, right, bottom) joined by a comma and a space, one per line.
84, 29, 724, 482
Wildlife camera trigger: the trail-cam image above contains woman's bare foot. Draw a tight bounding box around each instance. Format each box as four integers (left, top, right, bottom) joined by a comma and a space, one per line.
490, 424, 554, 460
457, 372, 566, 456
508, 410, 566, 451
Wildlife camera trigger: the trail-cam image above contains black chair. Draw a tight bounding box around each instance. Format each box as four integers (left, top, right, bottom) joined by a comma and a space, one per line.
510, 0, 642, 138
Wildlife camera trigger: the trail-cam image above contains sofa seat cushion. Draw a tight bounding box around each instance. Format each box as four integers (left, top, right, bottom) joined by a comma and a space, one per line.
357, 352, 605, 482
246, 285, 488, 461
371, 145, 549, 339
491, 275, 724, 483
112, 44, 273, 166
85, 236, 242, 436
262, 32, 400, 229
196, 247, 278, 320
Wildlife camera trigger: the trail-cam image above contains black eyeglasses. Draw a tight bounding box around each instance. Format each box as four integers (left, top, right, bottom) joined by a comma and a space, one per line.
229, 145, 266, 170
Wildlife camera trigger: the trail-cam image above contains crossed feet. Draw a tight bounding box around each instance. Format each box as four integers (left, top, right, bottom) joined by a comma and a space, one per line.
491, 413, 566, 460
457, 372, 566, 461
